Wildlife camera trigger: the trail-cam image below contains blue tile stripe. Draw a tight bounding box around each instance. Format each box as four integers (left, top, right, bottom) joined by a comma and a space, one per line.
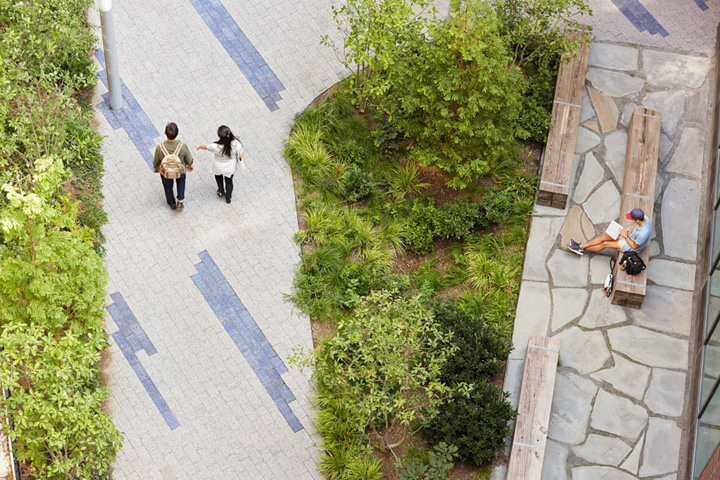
190, 0, 285, 111
694, 0, 709, 10
94, 50, 160, 167
611, 0, 669, 37
107, 292, 180, 430
191, 251, 303, 432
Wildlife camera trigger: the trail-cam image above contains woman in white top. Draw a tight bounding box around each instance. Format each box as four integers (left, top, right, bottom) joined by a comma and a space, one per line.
195, 125, 244, 204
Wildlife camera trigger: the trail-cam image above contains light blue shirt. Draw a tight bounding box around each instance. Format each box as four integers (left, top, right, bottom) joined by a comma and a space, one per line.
621, 217, 652, 253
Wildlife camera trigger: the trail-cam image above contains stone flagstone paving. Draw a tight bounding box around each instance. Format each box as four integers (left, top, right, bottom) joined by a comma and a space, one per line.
495, 41, 712, 479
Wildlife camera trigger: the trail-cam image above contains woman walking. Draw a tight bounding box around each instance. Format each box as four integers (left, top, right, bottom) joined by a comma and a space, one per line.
195, 125, 244, 204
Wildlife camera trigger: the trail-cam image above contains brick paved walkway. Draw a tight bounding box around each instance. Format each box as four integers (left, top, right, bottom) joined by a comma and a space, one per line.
88, 2, 346, 478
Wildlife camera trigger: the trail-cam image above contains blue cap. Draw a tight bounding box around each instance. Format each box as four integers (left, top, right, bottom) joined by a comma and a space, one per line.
626, 208, 645, 221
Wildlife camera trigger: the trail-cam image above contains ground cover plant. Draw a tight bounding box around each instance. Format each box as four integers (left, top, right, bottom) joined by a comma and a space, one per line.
289, 0, 591, 477
0, 0, 121, 477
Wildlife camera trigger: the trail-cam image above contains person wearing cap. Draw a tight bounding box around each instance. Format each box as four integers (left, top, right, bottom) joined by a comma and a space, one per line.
568, 208, 651, 256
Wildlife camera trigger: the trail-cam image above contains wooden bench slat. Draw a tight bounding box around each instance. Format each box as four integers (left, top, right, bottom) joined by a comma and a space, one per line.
506, 336, 560, 480
538, 27, 591, 209
611, 107, 661, 308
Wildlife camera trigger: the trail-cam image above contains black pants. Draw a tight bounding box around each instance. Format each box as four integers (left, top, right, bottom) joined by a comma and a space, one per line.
161, 174, 186, 206
215, 174, 234, 201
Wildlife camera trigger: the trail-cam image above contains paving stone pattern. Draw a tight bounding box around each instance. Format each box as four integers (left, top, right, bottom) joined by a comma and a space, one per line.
89, 0, 347, 477
107, 293, 180, 431
191, 250, 302, 432
495, 42, 711, 479
577, 0, 720, 56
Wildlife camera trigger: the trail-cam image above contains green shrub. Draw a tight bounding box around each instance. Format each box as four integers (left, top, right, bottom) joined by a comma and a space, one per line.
0, 159, 121, 476
433, 301, 511, 383
434, 200, 482, 240
294, 291, 456, 450
399, 442, 458, 480
343, 165, 375, 202
478, 188, 513, 225
404, 200, 437, 254
425, 382, 516, 465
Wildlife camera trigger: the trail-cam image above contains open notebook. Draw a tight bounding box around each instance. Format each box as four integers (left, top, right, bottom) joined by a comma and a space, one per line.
606, 220, 623, 240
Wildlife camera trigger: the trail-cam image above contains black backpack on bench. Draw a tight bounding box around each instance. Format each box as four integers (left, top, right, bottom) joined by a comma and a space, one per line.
620, 251, 646, 276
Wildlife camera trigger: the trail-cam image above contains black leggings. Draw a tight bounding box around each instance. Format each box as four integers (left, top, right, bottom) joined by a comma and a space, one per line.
215, 174, 234, 200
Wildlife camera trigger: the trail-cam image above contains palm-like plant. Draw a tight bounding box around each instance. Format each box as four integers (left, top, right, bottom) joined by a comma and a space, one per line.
386, 162, 429, 201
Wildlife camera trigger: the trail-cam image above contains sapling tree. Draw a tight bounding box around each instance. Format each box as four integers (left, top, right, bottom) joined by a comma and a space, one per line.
322, 0, 436, 109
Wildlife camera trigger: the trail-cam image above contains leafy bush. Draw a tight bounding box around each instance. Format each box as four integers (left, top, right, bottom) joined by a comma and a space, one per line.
478, 188, 513, 225
343, 165, 375, 202
491, 0, 592, 66
0, 0, 97, 89
399, 442, 458, 480
332, 140, 367, 166
425, 382, 516, 465
0, 323, 122, 479
0, 159, 121, 476
434, 200, 482, 240
403, 199, 437, 254
433, 301, 511, 384
293, 291, 457, 450
515, 64, 555, 143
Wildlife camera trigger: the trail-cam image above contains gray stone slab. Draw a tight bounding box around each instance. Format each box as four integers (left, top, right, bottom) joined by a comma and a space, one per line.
620, 103, 638, 128
584, 181, 621, 225
590, 254, 615, 284
643, 50, 711, 89
574, 153, 605, 204
588, 43, 638, 71
578, 289, 627, 329
627, 286, 692, 336
548, 248, 589, 287
576, 127, 601, 154
648, 240, 661, 257
571, 466, 637, 480
685, 79, 711, 124
639, 417, 682, 477
592, 354, 651, 400
642, 90, 686, 136
551, 288, 589, 332
619, 433, 643, 475
490, 465, 506, 480
603, 130, 627, 185
541, 440, 568, 480
572, 434, 632, 466
509, 281, 551, 360
590, 388, 648, 441
667, 127, 705, 179
548, 371, 598, 445
534, 204, 568, 217
552, 327, 611, 375
502, 358, 525, 410
644, 368, 686, 417
581, 89, 596, 123
647, 259, 696, 291
659, 132, 672, 163
522, 216, 565, 281
608, 326, 688, 370
662, 177, 701, 261
586, 68, 645, 97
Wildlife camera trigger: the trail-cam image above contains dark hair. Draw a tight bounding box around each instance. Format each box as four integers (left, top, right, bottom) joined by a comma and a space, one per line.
165, 122, 179, 140
215, 125, 237, 158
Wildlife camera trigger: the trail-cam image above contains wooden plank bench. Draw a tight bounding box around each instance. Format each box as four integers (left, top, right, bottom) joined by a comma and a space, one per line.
610, 106, 662, 308
506, 336, 560, 480
537, 27, 592, 209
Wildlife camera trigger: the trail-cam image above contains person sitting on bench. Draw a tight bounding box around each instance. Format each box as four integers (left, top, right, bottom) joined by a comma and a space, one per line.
568, 208, 651, 256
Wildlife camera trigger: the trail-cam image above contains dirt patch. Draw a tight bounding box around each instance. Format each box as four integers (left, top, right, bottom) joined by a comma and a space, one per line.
372, 424, 430, 480
311, 320, 338, 348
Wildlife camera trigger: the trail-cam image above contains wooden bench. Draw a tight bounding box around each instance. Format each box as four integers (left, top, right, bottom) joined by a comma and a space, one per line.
506, 336, 560, 480
537, 27, 592, 209
610, 106, 662, 308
